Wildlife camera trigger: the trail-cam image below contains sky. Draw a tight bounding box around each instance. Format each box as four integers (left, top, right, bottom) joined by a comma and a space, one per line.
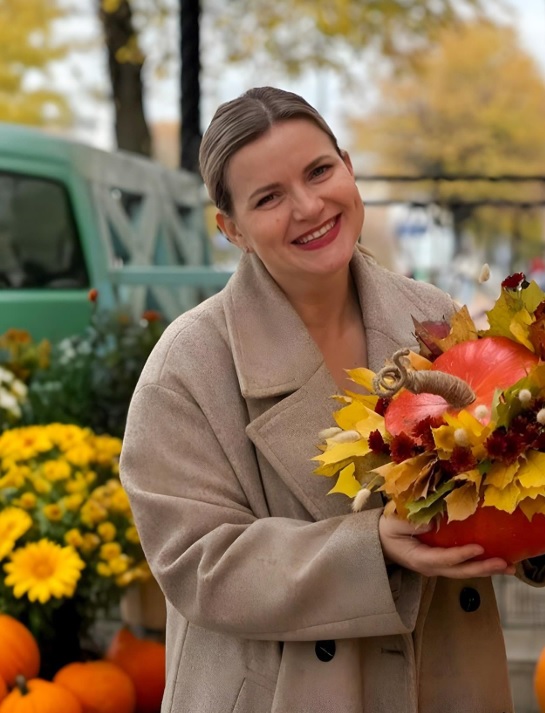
56, 0, 545, 150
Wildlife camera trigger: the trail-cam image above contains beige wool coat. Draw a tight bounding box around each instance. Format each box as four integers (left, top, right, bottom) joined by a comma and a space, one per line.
121, 246, 535, 713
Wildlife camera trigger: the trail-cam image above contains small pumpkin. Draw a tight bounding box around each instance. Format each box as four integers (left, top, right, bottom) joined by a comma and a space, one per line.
377, 337, 545, 562
106, 628, 165, 713
0, 616, 40, 688
535, 645, 545, 713
53, 661, 136, 713
0, 675, 82, 713
384, 337, 539, 436
0, 675, 7, 706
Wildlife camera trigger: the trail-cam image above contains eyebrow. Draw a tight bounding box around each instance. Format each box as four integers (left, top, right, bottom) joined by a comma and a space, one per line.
247, 154, 335, 202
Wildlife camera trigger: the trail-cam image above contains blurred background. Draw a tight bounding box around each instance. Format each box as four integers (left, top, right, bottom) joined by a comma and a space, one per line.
3, 0, 545, 315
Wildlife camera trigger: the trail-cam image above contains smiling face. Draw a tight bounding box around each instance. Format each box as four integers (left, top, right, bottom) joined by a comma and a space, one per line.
216, 119, 364, 294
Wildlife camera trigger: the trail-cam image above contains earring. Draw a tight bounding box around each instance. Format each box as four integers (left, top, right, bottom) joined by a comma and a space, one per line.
243, 246, 252, 254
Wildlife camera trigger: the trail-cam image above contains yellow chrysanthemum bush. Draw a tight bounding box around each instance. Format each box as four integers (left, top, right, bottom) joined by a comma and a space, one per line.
0, 423, 150, 647
315, 272, 545, 565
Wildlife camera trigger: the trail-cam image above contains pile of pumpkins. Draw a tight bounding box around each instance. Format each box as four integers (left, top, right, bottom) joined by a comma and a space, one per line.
0, 614, 165, 713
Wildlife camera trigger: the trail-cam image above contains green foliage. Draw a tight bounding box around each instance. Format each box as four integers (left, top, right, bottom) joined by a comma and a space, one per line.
0, 0, 72, 125
6, 308, 167, 438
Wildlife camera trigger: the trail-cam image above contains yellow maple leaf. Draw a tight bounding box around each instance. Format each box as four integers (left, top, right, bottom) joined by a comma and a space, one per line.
407, 351, 432, 370
484, 461, 519, 489
379, 453, 436, 499
444, 481, 480, 522
312, 438, 371, 467
509, 309, 535, 351
519, 495, 545, 520
483, 481, 521, 513
516, 451, 545, 489
346, 367, 376, 392
328, 463, 361, 498
437, 305, 478, 351
334, 400, 377, 431
454, 468, 482, 489
355, 411, 387, 439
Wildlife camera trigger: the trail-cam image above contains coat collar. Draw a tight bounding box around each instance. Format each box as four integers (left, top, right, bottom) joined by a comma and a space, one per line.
223, 245, 418, 399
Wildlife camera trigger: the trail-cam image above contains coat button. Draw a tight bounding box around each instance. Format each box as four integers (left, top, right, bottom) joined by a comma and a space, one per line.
460, 586, 481, 612
315, 640, 336, 662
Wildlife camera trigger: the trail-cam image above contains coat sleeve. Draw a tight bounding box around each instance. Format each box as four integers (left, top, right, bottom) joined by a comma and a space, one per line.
120, 380, 423, 642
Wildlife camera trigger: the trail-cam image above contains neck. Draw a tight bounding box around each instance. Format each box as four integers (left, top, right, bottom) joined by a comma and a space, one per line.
282, 267, 358, 335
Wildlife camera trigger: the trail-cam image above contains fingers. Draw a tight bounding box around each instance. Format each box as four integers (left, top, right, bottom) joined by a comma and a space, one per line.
378, 514, 517, 578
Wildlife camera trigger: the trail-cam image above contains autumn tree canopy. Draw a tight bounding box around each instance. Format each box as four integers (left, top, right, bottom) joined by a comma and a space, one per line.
350, 20, 545, 252
208, 0, 498, 75
0, 0, 72, 126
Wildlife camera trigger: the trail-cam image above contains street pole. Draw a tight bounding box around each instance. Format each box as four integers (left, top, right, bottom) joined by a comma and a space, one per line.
179, 0, 202, 173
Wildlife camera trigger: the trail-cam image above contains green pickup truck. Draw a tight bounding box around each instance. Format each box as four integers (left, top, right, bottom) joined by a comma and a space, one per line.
0, 123, 232, 341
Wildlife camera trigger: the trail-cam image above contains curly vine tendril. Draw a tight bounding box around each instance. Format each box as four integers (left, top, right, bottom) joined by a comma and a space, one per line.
372, 348, 476, 409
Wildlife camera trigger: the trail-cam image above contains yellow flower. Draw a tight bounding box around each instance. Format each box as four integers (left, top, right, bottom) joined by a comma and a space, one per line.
93, 435, 122, 464
0, 508, 32, 559
60, 494, 85, 512
30, 475, 52, 495
42, 503, 63, 522
100, 542, 122, 561
64, 443, 94, 467
64, 529, 84, 548
80, 533, 100, 554
13, 492, 37, 510
97, 522, 117, 542
125, 526, 140, 544
0, 427, 53, 460
65, 473, 90, 494
42, 459, 71, 481
109, 555, 131, 575
80, 500, 108, 526
96, 562, 112, 577
4, 539, 85, 603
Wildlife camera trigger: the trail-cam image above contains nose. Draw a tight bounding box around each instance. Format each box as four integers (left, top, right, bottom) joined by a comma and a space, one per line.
291, 186, 324, 221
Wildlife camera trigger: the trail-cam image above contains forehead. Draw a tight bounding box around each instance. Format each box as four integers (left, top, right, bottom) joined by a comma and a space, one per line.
226, 119, 337, 201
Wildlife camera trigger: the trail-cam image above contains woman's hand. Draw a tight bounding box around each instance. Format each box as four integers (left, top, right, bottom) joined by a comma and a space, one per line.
379, 514, 516, 578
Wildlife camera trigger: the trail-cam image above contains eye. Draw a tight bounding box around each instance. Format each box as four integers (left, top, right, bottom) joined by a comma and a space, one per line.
310, 164, 331, 179
255, 193, 276, 207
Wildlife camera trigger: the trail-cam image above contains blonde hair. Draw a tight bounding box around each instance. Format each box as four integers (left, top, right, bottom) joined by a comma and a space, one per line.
199, 86, 342, 216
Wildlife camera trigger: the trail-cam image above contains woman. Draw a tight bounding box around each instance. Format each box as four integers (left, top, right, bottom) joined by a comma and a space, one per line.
120, 87, 534, 713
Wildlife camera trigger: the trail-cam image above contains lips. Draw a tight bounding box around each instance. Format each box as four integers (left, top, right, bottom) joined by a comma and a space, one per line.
292, 216, 338, 245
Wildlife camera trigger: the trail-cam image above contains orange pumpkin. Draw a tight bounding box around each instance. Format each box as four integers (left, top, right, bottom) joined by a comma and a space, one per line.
385, 337, 539, 436
0, 616, 40, 688
383, 337, 545, 561
106, 628, 165, 713
53, 661, 136, 713
0, 675, 7, 706
535, 646, 545, 712
0, 676, 82, 713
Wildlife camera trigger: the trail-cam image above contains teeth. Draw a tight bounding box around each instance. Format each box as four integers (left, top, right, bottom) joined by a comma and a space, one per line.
295, 218, 336, 245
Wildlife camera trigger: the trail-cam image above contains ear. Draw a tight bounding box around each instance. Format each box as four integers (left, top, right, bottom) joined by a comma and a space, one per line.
340, 149, 355, 177
216, 211, 246, 250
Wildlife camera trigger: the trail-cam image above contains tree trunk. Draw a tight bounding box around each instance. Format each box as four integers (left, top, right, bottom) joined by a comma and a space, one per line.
179, 0, 202, 173
99, 0, 152, 157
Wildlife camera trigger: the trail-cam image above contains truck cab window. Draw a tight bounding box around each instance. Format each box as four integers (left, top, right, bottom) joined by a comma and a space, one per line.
0, 172, 88, 289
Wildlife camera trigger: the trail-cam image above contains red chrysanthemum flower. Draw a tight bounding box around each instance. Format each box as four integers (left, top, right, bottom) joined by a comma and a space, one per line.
501, 273, 527, 290
485, 428, 526, 465
374, 398, 390, 416
368, 430, 390, 456
390, 432, 419, 463
448, 446, 477, 474
411, 416, 445, 450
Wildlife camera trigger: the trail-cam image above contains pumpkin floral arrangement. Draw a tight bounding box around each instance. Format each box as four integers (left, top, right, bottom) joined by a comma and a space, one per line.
0, 423, 151, 652
314, 271, 545, 563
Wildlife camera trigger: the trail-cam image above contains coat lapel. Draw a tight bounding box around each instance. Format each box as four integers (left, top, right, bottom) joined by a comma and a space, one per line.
223, 248, 418, 521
